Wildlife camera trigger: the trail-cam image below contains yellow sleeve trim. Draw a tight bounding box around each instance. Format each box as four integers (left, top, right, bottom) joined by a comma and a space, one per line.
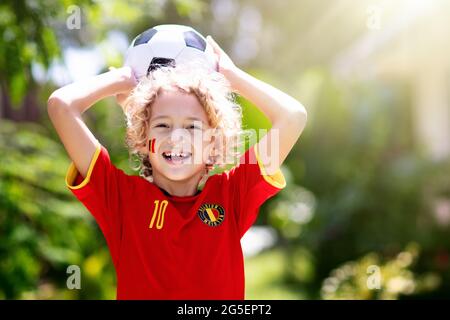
65, 144, 102, 190
254, 143, 287, 189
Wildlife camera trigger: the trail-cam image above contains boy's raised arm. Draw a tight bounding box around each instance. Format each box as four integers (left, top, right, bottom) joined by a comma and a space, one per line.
226, 67, 307, 175
47, 67, 136, 178
207, 36, 307, 176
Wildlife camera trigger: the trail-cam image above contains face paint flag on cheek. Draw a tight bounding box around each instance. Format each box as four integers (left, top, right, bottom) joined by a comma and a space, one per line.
149, 138, 156, 153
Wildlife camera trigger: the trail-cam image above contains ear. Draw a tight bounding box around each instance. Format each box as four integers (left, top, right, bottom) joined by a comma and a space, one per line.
138, 144, 147, 154
136, 139, 149, 155
207, 134, 216, 155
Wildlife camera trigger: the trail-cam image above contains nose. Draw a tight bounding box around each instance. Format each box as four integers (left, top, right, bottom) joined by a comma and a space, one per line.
169, 128, 190, 142
166, 128, 192, 151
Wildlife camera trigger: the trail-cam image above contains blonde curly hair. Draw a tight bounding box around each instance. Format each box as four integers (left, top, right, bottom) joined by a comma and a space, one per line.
122, 63, 250, 184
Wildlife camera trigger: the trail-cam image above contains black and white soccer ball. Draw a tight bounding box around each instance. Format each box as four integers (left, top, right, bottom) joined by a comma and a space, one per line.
124, 24, 217, 79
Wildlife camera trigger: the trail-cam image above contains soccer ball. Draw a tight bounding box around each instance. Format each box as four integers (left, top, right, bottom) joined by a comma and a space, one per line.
124, 24, 217, 79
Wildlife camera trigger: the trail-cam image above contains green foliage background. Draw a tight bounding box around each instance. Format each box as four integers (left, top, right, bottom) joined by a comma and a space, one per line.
1, 0, 449, 299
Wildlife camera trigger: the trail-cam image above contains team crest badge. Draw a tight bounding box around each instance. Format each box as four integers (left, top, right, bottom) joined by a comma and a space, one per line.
197, 203, 225, 227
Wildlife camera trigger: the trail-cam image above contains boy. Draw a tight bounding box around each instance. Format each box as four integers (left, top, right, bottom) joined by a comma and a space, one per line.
47, 35, 307, 299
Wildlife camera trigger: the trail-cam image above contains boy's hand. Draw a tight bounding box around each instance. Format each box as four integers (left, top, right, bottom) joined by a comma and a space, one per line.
109, 66, 137, 110
206, 35, 238, 79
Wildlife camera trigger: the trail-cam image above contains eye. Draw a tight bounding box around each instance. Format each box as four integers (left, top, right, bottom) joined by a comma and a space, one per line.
187, 124, 201, 130
154, 123, 169, 128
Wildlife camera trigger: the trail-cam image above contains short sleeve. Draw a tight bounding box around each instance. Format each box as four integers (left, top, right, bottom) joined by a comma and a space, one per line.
227, 143, 286, 238
65, 143, 133, 267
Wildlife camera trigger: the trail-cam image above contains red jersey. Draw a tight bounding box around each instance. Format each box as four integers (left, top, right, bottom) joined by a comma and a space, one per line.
65, 142, 286, 299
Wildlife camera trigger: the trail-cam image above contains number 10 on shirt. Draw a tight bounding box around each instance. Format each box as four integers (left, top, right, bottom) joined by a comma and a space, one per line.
149, 200, 168, 229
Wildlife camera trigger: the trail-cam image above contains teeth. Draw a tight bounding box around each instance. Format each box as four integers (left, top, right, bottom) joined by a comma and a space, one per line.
163, 151, 191, 158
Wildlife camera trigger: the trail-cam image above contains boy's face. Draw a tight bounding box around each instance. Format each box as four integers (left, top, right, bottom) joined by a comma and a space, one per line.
147, 89, 215, 182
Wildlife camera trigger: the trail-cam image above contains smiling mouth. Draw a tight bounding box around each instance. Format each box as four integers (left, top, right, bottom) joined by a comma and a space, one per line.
161, 151, 192, 164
